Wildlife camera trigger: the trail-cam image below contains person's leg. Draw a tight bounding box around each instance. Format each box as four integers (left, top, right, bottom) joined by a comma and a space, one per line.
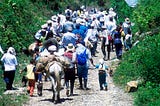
29, 79, 35, 96
3, 71, 10, 90
107, 42, 111, 60
102, 73, 108, 91
37, 82, 43, 96
101, 38, 106, 60
78, 77, 83, 89
77, 66, 83, 89
65, 80, 69, 96
37, 73, 42, 83
92, 42, 97, 56
70, 79, 75, 95
9, 71, 15, 89
83, 66, 89, 90
99, 73, 103, 90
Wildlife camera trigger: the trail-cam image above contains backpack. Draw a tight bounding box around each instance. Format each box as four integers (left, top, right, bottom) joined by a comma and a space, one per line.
77, 49, 87, 65
64, 51, 73, 60
108, 35, 112, 41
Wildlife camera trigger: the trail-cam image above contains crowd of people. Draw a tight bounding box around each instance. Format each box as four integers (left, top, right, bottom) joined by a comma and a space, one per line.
1, 5, 133, 97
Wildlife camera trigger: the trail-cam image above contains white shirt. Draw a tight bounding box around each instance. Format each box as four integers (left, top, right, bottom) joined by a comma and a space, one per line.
1, 53, 18, 71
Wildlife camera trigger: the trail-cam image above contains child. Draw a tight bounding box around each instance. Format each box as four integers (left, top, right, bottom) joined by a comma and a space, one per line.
21, 59, 36, 97
95, 59, 109, 90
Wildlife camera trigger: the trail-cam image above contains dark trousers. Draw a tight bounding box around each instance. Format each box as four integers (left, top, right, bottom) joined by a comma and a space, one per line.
98, 72, 107, 89
64, 67, 75, 94
3, 71, 15, 90
115, 43, 122, 59
101, 38, 111, 60
90, 41, 97, 56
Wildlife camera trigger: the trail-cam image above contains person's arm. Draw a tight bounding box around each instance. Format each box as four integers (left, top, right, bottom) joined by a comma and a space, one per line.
87, 49, 95, 66
72, 52, 77, 64
89, 58, 95, 66
19, 67, 27, 74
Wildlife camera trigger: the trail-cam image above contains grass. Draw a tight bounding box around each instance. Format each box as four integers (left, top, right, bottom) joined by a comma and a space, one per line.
0, 54, 30, 106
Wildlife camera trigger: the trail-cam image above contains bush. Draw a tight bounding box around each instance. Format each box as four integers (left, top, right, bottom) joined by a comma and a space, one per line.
113, 33, 160, 105
135, 82, 160, 106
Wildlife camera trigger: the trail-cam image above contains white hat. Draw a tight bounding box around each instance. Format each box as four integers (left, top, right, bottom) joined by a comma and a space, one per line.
51, 15, 57, 22
103, 11, 108, 15
47, 20, 53, 24
125, 18, 130, 23
80, 5, 85, 10
41, 24, 48, 29
109, 8, 113, 11
7, 47, 16, 55
48, 45, 57, 52
99, 59, 104, 64
66, 43, 75, 52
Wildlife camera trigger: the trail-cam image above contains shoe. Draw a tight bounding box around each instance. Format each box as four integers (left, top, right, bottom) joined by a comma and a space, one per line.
70, 93, 73, 96
96, 50, 99, 53
84, 87, 90, 90
105, 86, 108, 91
27, 90, 30, 94
78, 86, 83, 90
103, 58, 107, 61
66, 90, 69, 96
11, 87, 18, 90
93, 55, 98, 57
100, 88, 103, 90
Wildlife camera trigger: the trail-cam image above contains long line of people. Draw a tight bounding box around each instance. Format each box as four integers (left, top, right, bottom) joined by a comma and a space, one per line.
0, 5, 133, 98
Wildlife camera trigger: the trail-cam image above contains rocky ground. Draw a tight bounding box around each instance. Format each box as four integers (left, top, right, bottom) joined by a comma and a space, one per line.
21, 43, 133, 106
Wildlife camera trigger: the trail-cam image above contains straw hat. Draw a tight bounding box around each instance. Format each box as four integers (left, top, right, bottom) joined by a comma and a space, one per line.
109, 8, 113, 11
48, 45, 57, 52
125, 18, 130, 23
41, 24, 48, 29
66, 43, 75, 52
51, 15, 57, 22
47, 20, 53, 24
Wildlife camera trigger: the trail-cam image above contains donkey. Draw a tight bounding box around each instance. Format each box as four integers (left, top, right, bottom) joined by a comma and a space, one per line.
48, 61, 63, 103
36, 54, 71, 103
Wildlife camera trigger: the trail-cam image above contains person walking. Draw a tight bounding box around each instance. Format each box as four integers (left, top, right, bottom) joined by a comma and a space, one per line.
25, 59, 36, 97
63, 43, 76, 96
1, 47, 18, 90
124, 29, 132, 50
100, 26, 111, 60
114, 26, 123, 59
76, 43, 95, 90
95, 59, 109, 91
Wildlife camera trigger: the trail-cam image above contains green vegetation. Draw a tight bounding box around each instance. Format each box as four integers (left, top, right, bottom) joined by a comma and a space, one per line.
110, 0, 160, 105
0, 0, 160, 105
0, 0, 53, 106
0, 0, 109, 105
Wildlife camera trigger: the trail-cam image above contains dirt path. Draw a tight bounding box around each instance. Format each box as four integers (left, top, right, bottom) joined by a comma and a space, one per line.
23, 43, 133, 106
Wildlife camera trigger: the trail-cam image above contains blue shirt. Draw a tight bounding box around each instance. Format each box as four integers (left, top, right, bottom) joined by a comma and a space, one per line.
61, 32, 78, 48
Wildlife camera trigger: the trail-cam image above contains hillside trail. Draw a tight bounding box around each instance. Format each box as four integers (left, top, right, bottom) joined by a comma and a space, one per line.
23, 42, 133, 106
